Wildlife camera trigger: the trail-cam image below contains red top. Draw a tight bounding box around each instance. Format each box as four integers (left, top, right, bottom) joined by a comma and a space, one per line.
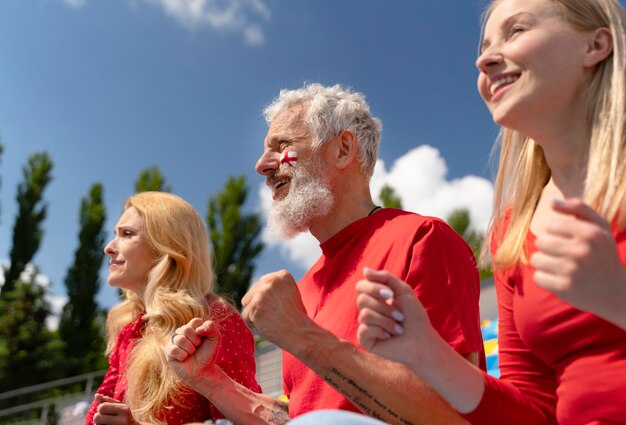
463, 228, 626, 425
283, 208, 485, 418
85, 308, 261, 424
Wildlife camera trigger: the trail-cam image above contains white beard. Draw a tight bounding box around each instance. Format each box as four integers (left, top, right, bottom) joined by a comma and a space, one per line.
267, 162, 334, 239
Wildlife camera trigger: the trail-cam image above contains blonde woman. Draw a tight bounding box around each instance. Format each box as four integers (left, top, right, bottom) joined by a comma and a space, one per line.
86, 192, 261, 425
356, 0, 626, 424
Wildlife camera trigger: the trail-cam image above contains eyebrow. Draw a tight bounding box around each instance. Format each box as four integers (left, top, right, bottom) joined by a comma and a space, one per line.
480, 11, 536, 53
114, 224, 140, 234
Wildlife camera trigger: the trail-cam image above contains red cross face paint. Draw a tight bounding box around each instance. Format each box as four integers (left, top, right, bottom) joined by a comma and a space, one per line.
280, 151, 298, 168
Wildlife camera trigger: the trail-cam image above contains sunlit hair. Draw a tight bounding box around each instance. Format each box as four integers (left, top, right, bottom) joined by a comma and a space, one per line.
263, 83, 383, 178
480, 0, 626, 268
105, 191, 227, 424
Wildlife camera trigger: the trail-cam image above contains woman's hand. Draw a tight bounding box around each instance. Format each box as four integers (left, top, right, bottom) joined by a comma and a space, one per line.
165, 318, 222, 390
531, 198, 626, 329
92, 394, 142, 425
356, 268, 437, 372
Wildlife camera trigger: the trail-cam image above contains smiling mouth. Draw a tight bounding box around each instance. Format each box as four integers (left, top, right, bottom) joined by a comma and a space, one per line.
268, 176, 291, 198
489, 74, 521, 97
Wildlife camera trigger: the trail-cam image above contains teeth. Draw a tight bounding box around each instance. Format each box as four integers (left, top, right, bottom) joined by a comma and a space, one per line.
490, 75, 519, 96
273, 179, 288, 190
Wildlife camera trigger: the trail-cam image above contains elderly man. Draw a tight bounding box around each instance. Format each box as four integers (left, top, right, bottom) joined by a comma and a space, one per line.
166, 83, 483, 425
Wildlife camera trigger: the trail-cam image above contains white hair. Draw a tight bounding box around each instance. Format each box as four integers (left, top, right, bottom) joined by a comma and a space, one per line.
264, 83, 383, 178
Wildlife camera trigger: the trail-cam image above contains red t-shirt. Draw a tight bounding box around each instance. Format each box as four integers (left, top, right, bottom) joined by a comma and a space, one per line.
85, 308, 261, 424
463, 227, 626, 425
283, 208, 485, 418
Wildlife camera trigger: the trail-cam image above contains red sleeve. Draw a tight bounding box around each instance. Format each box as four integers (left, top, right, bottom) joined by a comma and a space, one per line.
405, 219, 484, 361
209, 309, 262, 419
461, 262, 557, 424
85, 345, 121, 424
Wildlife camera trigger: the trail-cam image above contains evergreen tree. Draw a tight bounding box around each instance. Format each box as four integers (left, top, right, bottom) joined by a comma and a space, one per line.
379, 184, 403, 209
0, 267, 64, 397
59, 183, 107, 375
207, 176, 263, 309
2, 152, 53, 297
134, 166, 170, 193
446, 208, 492, 279
0, 141, 4, 224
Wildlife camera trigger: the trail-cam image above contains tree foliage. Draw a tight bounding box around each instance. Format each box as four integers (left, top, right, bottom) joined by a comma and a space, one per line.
379, 184, 403, 209
59, 183, 108, 375
2, 152, 53, 297
0, 268, 64, 397
207, 176, 263, 309
446, 208, 492, 279
134, 166, 171, 193
0, 141, 4, 224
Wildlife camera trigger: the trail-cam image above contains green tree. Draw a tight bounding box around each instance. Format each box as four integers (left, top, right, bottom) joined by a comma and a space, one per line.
134, 166, 171, 193
446, 208, 492, 279
207, 176, 264, 309
379, 184, 403, 209
0, 141, 4, 224
0, 267, 64, 397
2, 152, 53, 297
59, 183, 108, 376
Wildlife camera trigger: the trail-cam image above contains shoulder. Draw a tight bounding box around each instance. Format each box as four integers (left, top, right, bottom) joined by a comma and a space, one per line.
381, 209, 466, 242
207, 299, 252, 337
374, 208, 452, 232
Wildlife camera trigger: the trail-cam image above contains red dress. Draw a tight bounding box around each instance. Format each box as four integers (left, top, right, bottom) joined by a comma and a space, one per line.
85, 309, 261, 424
463, 228, 626, 425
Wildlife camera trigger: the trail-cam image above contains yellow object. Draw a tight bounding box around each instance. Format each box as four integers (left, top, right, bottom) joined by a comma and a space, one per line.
483, 338, 498, 355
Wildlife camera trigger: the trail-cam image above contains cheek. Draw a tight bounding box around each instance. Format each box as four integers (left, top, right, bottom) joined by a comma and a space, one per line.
477, 74, 490, 102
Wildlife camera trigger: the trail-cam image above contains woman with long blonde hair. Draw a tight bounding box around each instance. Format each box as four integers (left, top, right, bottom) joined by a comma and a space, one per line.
354, 0, 626, 424
86, 191, 260, 424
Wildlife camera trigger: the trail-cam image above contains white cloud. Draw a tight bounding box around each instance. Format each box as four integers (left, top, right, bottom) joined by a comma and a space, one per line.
257, 145, 494, 271
59, 0, 270, 46
45, 294, 69, 331
62, 0, 86, 8
0, 261, 68, 330
371, 145, 494, 232
141, 0, 270, 46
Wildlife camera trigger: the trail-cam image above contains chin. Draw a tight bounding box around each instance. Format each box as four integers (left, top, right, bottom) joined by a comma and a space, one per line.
106, 279, 120, 288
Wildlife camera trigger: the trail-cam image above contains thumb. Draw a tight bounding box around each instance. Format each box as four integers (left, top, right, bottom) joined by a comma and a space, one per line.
551, 198, 609, 229
363, 267, 414, 298
196, 320, 220, 339
95, 393, 119, 404
196, 320, 222, 353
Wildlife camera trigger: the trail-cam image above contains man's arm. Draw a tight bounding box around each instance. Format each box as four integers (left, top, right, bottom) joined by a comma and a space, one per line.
242, 271, 469, 425
294, 325, 470, 425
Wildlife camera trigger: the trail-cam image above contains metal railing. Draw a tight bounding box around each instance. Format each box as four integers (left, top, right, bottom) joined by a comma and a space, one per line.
0, 370, 106, 424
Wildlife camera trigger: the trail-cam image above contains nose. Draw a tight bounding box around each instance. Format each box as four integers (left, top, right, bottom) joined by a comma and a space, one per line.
475, 44, 503, 74
104, 238, 117, 256
255, 149, 280, 176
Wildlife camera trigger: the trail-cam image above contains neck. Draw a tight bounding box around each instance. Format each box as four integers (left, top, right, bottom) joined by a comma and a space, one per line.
519, 101, 589, 196
309, 183, 377, 243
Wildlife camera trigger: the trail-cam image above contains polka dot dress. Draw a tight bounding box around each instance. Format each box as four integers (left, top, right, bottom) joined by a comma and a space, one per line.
85, 309, 261, 424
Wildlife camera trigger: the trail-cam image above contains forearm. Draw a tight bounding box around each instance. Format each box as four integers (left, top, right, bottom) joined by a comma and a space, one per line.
286, 326, 469, 425
410, 327, 485, 414
192, 366, 290, 425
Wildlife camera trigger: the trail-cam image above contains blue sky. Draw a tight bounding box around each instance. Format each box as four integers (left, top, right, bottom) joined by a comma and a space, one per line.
0, 0, 502, 312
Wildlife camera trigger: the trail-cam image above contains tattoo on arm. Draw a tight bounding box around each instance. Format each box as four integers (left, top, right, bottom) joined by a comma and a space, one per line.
324, 368, 415, 425
268, 402, 290, 425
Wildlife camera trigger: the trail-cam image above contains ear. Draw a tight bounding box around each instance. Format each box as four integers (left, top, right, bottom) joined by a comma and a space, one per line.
330, 130, 358, 170
583, 27, 613, 68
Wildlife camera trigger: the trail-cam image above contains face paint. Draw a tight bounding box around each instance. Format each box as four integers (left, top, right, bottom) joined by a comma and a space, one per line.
280, 151, 298, 168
